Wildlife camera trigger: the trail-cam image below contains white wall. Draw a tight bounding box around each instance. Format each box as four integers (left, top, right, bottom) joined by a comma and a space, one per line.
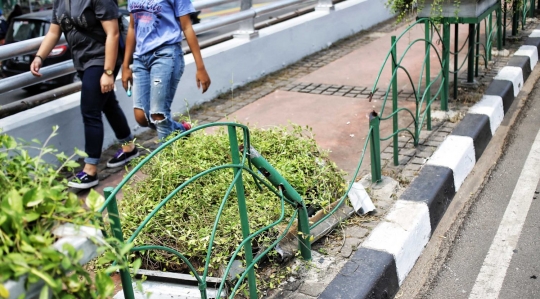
0, 0, 392, 162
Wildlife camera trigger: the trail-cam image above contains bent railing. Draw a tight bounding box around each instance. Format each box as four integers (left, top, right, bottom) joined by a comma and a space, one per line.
98, 123, 314, 299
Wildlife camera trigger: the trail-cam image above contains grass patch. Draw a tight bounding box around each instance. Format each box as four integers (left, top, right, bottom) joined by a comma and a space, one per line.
119, 124, 346, 280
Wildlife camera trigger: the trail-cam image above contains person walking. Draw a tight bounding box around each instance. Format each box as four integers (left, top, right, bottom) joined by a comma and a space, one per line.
30, 0, 139, 189
0, 9, 9, 45
121, 0, 211, 143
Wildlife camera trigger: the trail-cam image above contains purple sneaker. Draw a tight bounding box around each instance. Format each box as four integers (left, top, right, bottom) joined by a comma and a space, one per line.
68, 171, 99, 189
107, 147, 140, 168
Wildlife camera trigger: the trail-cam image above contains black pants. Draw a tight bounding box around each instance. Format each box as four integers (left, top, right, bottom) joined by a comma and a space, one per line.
78, 65, 132, 165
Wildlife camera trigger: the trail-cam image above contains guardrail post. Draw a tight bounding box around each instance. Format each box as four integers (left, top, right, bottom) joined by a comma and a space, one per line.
227, 126, 258, 299
234, 0, 258, 39
512, 0, 519, 35
369, 111, 382, 183
498, 4, 503, 50
442, 22, 450, 111
391, 36, 399, 166
467, 23, 476, 83
453, 23, 459, 100
316, 0, 334, 11
475, 23, 480, 77
487, 13, 492, 62
103, 187, 135, 299
243, 146, 312, 261
425, 19, 431, 131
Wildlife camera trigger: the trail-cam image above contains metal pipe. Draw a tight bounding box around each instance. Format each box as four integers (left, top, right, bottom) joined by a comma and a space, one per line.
391, 35, 398, 167
0, 60, 75, 94
193, 9, 256, 34
193, 0, 309, 34
454, 24, 458, 99
467, 24, 475, 83
0, 82, 81, 118
193, 0, 237, 10
0, 35, 67, 61
255, 0, 307, 15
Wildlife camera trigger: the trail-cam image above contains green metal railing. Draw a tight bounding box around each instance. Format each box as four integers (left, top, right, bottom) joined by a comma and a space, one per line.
97, 120, 376, 298
98, 123, 314, 299
367, 18, 446, 181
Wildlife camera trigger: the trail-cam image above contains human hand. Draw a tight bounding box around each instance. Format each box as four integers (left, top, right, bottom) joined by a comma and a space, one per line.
196, 68, 211, 93
30, 57, 43, 77
122, 66, 133, 92
100, 73, 115, 93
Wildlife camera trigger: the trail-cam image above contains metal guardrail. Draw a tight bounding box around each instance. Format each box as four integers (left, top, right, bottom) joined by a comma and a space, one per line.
0, 0, 321, 98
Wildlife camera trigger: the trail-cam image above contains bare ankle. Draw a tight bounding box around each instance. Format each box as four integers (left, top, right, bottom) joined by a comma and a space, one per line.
122, 142, 135, 152
83, 164, 97, 176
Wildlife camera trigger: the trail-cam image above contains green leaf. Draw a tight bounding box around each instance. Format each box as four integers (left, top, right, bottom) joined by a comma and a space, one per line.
95, 271, 114, 297
7, 190, 23, 214
23, 212, 40, 223
0, 283, 9, 299
85, 189, 105, 212
30, 269, 58, 290
24, 188, 43, 207
39, 285, 49, 299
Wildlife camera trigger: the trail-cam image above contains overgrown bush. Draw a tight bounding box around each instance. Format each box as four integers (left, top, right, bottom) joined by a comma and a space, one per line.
0, 128, 136, 299
120, 124, 347, 276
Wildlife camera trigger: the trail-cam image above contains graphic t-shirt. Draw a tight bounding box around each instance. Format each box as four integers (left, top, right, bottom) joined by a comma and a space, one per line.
128, 0, 195, 57
51, 0, 120, 70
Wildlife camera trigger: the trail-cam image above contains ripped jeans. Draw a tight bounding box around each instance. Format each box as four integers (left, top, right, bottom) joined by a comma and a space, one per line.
132, 43, 186, 141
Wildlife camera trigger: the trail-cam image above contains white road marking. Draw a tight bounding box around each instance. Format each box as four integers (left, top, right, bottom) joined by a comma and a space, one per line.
469, 127, 540, 299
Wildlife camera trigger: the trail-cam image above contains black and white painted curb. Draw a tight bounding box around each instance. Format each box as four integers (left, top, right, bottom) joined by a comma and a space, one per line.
319, 26, 540, 299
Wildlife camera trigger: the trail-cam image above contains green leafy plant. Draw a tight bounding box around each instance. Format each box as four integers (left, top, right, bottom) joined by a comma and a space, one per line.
120, 124, 346, 281
0, 127, 139, 299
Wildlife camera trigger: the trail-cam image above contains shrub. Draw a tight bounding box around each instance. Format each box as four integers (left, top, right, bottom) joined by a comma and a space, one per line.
0, 127, 136, 299
120, 124, 346, 276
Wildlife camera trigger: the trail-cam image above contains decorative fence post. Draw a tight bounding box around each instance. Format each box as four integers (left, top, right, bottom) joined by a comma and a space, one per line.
497, 5, 503, 51
512, 0, 519, 35
104, 187, 135, 299
442, 22, 450, 111
391, 35, 399, 166
227, 126, 258, 299
369, 111, 382, 183
467, 23, 476, 83
425, 19, 431, 131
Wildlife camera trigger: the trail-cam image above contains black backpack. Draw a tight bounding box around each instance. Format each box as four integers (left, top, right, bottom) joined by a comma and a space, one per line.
65, 0, 128, 59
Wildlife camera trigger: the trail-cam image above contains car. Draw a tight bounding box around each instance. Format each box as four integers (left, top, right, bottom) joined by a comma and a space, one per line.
1, 10, 75, 92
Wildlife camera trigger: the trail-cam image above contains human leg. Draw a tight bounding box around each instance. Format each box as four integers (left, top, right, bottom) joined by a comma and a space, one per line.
148, 44, 187, 141
69, 66, 106, 188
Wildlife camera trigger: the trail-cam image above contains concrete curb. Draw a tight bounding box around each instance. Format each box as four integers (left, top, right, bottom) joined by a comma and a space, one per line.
319, 26, 540, 299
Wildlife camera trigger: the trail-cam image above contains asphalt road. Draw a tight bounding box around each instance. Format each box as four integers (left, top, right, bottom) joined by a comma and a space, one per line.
0, 0, 317, 106
422, 81, 540, 298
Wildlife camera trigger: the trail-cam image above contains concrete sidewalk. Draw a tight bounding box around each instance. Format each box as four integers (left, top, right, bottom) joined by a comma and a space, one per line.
76, 16, 540, 299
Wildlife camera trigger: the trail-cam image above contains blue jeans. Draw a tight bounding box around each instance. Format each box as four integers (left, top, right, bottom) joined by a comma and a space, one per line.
79, 66, 133, 165
132, 43, 186, 141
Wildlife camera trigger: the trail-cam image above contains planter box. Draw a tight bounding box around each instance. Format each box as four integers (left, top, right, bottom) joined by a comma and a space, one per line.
4, 224, 102, 299
417, 0, 498, 19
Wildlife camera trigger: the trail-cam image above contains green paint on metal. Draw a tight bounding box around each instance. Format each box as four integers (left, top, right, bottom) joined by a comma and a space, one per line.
104, 187, 135, 299
369, 113, 382, 183
391, 35, 399, 167
425, 19, 431, 131
227, 126, 258, 299
245, 145, 312, 260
